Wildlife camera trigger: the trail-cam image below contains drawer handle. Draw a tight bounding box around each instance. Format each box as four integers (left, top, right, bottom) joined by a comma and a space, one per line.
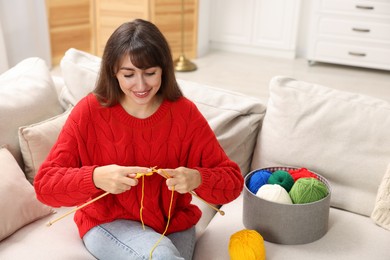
352, 28, 370, 33
355, 5, 374, 10
348, 51, 366, 57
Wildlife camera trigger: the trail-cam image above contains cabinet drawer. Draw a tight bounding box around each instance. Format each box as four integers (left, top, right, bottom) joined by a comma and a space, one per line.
318, 17, 390, 41
314, 41, 390, 68
321, 0, 390, 17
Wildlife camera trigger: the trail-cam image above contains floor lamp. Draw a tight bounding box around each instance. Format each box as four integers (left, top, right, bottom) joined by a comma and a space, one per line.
174, 0, 197, 72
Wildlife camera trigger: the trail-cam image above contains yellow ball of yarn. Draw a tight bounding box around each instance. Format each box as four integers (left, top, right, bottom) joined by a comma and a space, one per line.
229, 229, 266, 260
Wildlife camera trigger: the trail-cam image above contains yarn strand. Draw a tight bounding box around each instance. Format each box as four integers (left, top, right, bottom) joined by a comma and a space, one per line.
149, 186, 175, 260
140, 175, 146, 230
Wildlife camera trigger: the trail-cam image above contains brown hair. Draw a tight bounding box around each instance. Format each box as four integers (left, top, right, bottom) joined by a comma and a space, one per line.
93, 19, 183, 106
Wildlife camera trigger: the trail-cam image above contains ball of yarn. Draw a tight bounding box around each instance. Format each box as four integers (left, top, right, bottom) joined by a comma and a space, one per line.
267, 170, 294, 192
247, 169, 272, 194
288, 168, 318, 182
229, 229, 266, 260
256, 184, 293, 204
289, 178, 328, 204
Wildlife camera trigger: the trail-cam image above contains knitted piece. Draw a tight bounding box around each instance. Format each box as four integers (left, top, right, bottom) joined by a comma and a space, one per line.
371, 163, 390, 231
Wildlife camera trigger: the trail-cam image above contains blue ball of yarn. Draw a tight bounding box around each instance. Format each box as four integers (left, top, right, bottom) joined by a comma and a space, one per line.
248, 169, 272, 194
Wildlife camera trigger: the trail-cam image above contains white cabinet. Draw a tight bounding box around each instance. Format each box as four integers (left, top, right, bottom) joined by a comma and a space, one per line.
209, 0, 301, 59
308, 0, 390, 71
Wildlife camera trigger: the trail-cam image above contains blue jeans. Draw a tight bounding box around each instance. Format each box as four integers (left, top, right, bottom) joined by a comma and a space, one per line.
83, 219, 196, 260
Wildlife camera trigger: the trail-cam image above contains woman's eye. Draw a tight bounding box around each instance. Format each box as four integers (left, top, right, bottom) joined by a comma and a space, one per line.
124, 74, 134, 78
145, 72, 156, 76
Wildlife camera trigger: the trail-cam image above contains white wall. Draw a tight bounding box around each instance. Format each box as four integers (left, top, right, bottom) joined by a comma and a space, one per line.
296, 0, 313, 58
197, 0, 312, 59
0, 0, 51, 68
197, 0, 211, 57
0, 18, 8, 74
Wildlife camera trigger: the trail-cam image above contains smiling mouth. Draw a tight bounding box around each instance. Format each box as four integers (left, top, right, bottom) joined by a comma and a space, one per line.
133, 90, 149, 98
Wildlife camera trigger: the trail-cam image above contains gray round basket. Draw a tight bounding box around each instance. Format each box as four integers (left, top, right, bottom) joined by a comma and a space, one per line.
243, 166, 331, 245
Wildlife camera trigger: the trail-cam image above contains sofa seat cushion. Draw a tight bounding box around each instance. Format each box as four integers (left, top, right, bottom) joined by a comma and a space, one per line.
0, 207, 93, 260
252, 76, 390, 217
193, 195, 390, 260
0, 57, 63, 168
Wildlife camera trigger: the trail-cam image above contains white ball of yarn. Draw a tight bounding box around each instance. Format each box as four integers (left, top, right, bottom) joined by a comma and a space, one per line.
256, 184, 293, 204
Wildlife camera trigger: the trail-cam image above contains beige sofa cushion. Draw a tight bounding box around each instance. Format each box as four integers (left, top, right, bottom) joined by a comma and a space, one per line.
18, 107, 73, 183
0, 57, 63, 168
252, 76, 390, 217
0, 147, 54, 241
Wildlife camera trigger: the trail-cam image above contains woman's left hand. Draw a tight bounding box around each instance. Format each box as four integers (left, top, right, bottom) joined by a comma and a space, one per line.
158, 167, 201, 194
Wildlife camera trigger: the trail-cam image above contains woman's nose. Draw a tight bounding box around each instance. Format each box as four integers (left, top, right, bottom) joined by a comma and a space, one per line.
135, 75, 146, 89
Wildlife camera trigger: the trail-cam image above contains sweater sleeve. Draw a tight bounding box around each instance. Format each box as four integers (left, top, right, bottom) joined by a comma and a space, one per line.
34, 97, 101, 207
183, 100, 244, 205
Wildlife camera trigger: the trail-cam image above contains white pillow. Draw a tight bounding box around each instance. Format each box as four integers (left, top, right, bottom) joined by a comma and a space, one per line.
0, 57, 63, 167
19, 107, 73, 183
60, 48, 101, 105
252, 76, 390, 216
0, 147, 54, 241
178, 79, 266, 175
371, 162, 390, 230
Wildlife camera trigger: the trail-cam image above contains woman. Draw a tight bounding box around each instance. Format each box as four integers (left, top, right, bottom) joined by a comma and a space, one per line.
34, 19, 243, 260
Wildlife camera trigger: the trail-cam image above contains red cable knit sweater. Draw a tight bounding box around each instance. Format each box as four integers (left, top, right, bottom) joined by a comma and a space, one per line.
34, 93, 243, 238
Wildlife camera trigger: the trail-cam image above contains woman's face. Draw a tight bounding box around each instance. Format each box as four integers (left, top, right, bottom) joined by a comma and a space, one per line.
115, 55, 162, 111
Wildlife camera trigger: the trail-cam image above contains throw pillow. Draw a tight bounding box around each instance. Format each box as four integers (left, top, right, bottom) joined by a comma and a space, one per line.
60, 48, 101, 105
0, 147, 54, 241
178, 79, 266, 175
0, 57, 63, 168
19, 106, 73, 183
371, 163, 390, 230
252, 76, 390, 217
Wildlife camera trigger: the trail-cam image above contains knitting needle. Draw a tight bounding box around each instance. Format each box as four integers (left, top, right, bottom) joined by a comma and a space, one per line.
189, 191, 225, 216
46, 191, 109, 227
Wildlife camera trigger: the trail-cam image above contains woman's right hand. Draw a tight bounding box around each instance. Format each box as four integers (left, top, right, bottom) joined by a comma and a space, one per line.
92, 165, 150, 194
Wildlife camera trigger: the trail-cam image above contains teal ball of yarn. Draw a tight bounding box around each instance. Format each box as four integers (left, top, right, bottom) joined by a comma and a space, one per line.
248, 169, 272, 194
289, 178, 328, 204
267, 170, 294, 192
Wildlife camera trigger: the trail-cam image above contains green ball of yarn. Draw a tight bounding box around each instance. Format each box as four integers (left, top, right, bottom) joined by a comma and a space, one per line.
289, 178, 328, 204
267, 170, 294, 192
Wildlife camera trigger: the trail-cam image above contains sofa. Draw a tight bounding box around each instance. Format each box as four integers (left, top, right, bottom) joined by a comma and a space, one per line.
0, 48, 389, 260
